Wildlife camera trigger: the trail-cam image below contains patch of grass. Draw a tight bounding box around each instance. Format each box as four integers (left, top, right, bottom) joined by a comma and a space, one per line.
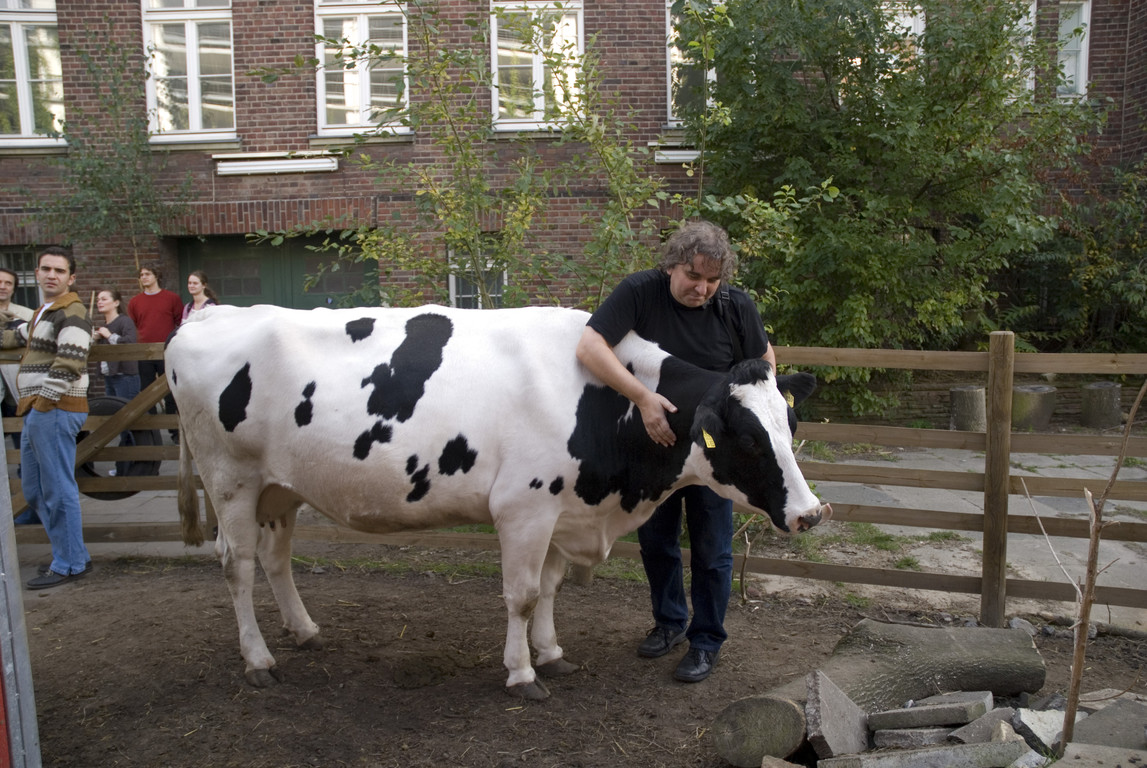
1122, 456, 1147, 469
906, 419, 933, 429
893, 556, 922, 571
786, 533, 828, 563
1010, 461, 1040, 473
843, 592, 871, 608
916, 530, 970, 544
844, 522, 902, 551
797, 440, 838, 462
1112, 505, 1147, 520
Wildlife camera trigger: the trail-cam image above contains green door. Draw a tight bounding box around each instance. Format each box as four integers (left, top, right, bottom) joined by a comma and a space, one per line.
176, 235, 370, 309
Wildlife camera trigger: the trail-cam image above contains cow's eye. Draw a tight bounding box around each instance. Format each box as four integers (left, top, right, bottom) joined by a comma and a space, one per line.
738, 434, 761, 454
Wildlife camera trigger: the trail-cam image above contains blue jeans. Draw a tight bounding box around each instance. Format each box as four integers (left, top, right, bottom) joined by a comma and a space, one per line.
638, 485, 734, 653
19, 408, 89, 575
104, 375, 141, 447
104, 374, 141, 401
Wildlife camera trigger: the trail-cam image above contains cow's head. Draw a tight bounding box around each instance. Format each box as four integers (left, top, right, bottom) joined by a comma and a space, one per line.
690, 359, 831, 533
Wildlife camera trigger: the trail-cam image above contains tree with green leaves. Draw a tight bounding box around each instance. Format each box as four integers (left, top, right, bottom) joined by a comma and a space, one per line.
24, 17, 193, 270
674, 0, 1104, 355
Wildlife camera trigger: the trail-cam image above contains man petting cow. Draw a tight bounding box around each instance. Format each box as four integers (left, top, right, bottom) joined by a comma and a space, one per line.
577, 220, 775, 684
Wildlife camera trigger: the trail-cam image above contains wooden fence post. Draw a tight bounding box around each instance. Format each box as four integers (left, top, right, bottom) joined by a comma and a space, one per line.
981, 331, 1015, 627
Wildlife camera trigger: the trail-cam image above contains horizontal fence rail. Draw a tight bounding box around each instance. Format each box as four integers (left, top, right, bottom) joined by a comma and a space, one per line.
6, 336, 1147, 624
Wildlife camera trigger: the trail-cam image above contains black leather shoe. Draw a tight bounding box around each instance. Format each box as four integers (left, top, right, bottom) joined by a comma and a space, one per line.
674, 647, 719, 682
26, 570, 84, 590
637, 626, 687, 658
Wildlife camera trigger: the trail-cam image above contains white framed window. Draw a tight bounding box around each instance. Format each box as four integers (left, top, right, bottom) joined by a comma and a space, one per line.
665, 1, 709, 128
315, 1, 408, 136
1057, 0, 1089, 97
450, 269, 505, 309
0, 0, 65, 147
491, 0, 582, 130
142, 0, 236, 142
883, 2, 925, 65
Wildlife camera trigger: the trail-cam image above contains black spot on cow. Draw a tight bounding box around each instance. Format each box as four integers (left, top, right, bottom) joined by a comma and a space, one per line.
345, 317, 375, 343
438, 434, 477, 476
568, 358, 717, 512
549, 477, 564, 495
171, 369, 177, 386
529, 478, 543, 490
294, 381, 317, 427
407, 463, 431, 502
352, 421, 393, 460
361, 313, 453, 423
405, 455, 419, 476
219, 363, 253, 432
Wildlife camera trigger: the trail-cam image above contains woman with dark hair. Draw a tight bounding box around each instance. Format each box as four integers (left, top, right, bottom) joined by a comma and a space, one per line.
183, 270, 219, 320
94, 288, 141, 400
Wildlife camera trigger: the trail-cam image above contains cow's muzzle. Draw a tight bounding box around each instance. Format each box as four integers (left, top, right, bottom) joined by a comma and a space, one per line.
794, 503, 832, 533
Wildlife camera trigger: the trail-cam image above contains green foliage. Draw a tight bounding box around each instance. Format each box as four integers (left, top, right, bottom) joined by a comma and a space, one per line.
673, 0, 1107, 407
995, 159, 1147, 352
23, 17, 193, 267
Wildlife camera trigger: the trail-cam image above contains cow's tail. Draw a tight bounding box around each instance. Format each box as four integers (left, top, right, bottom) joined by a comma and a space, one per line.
178, 434, 205, 547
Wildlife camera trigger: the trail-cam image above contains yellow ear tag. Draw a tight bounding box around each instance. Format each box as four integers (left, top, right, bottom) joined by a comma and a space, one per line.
785, 392, 795, 408
702, 429, 716, 449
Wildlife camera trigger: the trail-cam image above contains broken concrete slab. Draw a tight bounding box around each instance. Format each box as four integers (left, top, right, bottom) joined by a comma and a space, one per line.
1011, 708, 1071, 752
872, 727, 953, 749
807, 670, 870, 758
992, 722, 1025, 744
1071, 698, 1147, 750
1077, 688, 1147, 714
868, 692, 993, 730
1059, 742, 1147, 764
1006, 749, 1051, 768
817, 740, 1030, 768
951, 708, 1017, 744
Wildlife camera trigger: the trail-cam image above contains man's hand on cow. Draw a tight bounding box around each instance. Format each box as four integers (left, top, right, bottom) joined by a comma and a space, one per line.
639, 393, 678, 447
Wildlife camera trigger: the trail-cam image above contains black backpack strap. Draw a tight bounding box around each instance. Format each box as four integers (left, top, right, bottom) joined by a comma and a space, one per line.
717, 286, 745, 364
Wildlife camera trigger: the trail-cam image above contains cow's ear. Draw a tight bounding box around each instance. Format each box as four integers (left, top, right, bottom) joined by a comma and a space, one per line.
690, 404, 724, 450
776, 372, 817, 407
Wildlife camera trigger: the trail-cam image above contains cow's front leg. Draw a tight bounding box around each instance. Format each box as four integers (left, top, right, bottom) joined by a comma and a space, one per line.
532, 545, 579, 678
256, 504, 322, 651
217, 488, 280, 687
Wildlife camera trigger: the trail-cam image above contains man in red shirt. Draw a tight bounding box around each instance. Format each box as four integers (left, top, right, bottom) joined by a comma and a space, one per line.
128, 262, 183, 443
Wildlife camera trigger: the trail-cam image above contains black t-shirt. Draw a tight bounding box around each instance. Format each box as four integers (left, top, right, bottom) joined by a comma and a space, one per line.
586, 269, 770, 373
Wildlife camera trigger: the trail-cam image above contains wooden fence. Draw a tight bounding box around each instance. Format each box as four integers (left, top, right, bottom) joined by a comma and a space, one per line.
6, 332, 1147, 627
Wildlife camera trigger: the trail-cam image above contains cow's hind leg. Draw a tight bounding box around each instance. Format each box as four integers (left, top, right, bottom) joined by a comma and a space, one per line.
533, 545, 579, 678
499, 520, 556, 700
256, 486, 321, 651
213, 483, 281, 687
255, 493, 322, 653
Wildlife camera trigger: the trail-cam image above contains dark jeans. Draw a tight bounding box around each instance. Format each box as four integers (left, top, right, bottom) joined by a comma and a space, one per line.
138, 359, 178, 439
638, 485, 734, 653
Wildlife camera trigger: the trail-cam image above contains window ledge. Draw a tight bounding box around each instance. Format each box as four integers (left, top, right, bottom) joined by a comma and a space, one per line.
309, 132, 414, 150
0, 142, 68, 157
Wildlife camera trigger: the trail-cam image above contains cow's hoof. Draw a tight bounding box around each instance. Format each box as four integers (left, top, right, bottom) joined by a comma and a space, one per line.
297, 634, 324, 651
507, 679, 550, 701
536, 658, 580, 677
245, 667, 284, 687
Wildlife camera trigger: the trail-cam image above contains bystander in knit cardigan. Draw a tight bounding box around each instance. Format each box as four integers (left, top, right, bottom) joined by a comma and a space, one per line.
0, 291, 91, 415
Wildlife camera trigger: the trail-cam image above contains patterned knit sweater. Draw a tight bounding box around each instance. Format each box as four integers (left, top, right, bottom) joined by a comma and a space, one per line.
0, 291, 91, 414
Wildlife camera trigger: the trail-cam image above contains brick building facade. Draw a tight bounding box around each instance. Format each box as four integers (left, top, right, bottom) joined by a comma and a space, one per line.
0, 0, 1144, 311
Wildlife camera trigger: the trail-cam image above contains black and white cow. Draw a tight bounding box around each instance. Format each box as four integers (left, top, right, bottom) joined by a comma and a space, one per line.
167, 304, 830, 699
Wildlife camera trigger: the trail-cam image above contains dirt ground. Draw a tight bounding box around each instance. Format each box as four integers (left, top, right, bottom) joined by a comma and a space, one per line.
21, 543, 1147, 768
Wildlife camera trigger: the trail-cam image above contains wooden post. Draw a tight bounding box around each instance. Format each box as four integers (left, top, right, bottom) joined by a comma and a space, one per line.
981, 331, 1014, 627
